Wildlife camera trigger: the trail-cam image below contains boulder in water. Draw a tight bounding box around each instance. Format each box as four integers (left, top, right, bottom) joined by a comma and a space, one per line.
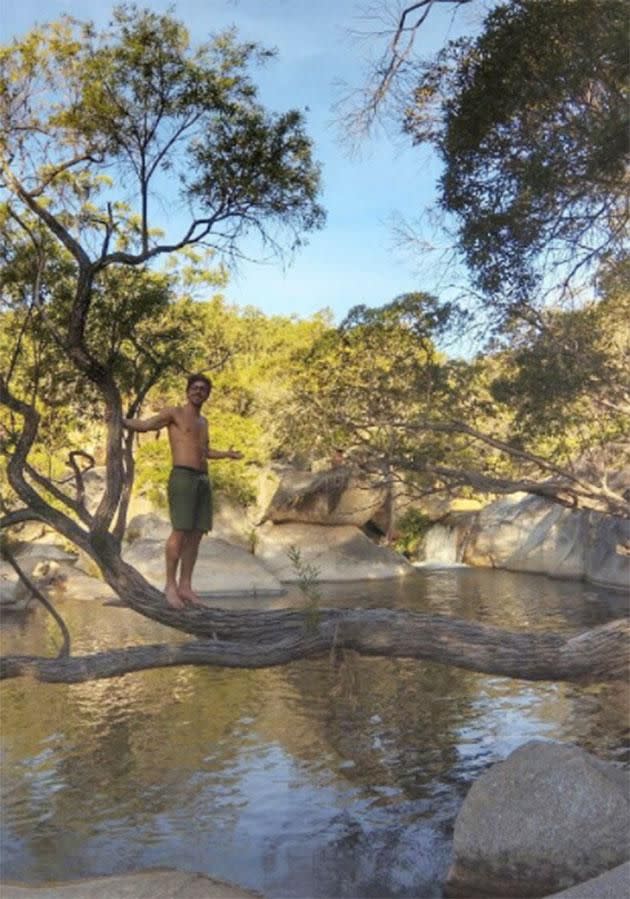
255, 521, 413, 581
445, 740, 630, 897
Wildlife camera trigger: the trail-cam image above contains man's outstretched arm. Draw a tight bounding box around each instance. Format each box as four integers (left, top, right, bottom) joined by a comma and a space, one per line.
123, 408, 175, 433
207, 447, 243, 460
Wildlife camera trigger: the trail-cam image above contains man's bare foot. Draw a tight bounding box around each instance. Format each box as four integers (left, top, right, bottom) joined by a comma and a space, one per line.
177, 586, 205, 607
165, 584, 185, 609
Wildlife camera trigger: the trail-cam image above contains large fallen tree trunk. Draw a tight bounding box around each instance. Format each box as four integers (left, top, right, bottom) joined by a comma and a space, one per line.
2, 607, 628, 684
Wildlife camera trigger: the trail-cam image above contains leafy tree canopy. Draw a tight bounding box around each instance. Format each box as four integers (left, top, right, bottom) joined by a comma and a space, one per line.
404, 0, 628, 310
0, 5, 324, 265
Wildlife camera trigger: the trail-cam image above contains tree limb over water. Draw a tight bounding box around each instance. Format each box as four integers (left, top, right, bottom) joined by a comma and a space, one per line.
1, 608, 627, 684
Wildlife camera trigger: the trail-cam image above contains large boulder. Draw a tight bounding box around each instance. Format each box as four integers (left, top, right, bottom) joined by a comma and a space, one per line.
123, 537, 286, 597
263, 467, 387, 527
462, 495, 589, 579
125, 513, 172, 543
255, 521, 413, 581
445, 740, 630, 898
82, 466, 154, 519
459, 495, 630, 590
584, 512, 630, 589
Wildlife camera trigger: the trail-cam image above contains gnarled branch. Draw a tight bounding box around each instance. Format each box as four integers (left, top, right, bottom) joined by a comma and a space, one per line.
1, 610, 627, 684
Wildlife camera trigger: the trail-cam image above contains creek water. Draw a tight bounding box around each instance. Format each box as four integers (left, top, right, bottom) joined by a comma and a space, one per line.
1, 568, 628, 898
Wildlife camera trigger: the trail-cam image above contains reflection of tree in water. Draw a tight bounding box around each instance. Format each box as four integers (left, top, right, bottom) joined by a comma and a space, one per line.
258, 653, 480, 798
314, 809, 449, 899
560, 681, 630, 766
3, 581, 627, 890
1, 602, 266, 851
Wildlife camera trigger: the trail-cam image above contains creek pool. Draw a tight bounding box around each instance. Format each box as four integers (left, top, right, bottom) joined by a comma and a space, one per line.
1, 568, 629, 898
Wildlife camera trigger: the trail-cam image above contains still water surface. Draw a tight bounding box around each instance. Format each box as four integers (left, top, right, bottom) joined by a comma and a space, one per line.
1, 568, 629, 898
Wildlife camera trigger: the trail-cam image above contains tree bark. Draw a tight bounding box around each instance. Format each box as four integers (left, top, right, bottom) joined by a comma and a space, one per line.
1, 608, 627, 684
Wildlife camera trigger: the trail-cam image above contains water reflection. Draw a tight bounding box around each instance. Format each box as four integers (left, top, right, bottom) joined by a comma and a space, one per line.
1, 569, 628, 897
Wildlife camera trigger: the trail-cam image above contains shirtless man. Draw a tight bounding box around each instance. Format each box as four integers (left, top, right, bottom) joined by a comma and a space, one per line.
123, 374, 242, 609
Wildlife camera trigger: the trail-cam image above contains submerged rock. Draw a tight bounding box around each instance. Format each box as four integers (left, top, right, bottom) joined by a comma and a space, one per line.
1, 869, 262, 898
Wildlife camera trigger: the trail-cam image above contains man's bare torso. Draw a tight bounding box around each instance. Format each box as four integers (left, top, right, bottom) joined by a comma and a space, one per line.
167, 405, 209, 471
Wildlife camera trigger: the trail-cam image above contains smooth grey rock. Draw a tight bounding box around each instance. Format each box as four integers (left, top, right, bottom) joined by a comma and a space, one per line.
12, 542, 78, 564
543, 861, 630, 898
123, 536, 286, 597
463, 495, 588, 579
460, 495, 630, 590
0, 559, 65, 610
52, 562, 117, 602
125, 498, 256, 550
1, 869, 262, 898
125, 512, 171, 543
256, 521, 413, 581
446, 740, 630, 898
0, 561, 21, 608
584, 512, 630, 590
264, 467, 387, 527
83, 466, 154, 519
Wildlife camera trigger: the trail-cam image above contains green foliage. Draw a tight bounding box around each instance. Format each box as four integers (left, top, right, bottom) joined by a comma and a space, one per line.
0, 6, 324, 259
133, 438, 172, 510
287, 545, 321, 632
278, 292, 468, 476
394, 508, 433, 558
405, 0, 628, 308
490, 260, 630, 456
1, 6, 326, 532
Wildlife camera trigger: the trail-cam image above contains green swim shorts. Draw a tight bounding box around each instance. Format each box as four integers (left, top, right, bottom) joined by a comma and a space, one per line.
167, 466, 213, 532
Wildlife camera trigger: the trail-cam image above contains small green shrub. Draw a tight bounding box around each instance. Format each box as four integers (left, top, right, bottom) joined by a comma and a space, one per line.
394, 508, 433, 558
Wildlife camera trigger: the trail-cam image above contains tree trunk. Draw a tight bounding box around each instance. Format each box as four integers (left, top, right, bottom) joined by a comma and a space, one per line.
2, 603, 627, 684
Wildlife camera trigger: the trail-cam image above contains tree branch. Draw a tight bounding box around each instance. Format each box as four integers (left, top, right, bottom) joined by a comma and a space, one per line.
1, 163, 91, 268
2, 545, 71, 658
1, 612, 626, 684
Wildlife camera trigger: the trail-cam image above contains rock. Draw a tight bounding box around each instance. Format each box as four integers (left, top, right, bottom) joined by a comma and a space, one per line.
460, 495, 630, 590
125, 500, 257, 552
462, 495, 588, 579
543, 861, 630, 898
123, 537, 285, 597
125, 512, 171, 543
12, 542, 78, 564
1, 869, 262, 898
584, 512, 630, 590
51, 562, 116, 602
255, 521, 414, 581
82, 467, 156, 520
212, 493, 257, 550
445, 740, 630, 898
81, 466, 107, 514
0, 561, 21, 609
264, 467, 387, 527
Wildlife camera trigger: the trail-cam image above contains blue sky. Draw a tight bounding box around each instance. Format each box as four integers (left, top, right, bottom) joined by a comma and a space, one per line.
1, 0, 482, 322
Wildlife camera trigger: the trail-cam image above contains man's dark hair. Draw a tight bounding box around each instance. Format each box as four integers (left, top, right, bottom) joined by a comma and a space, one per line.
186, 373, 212, 393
